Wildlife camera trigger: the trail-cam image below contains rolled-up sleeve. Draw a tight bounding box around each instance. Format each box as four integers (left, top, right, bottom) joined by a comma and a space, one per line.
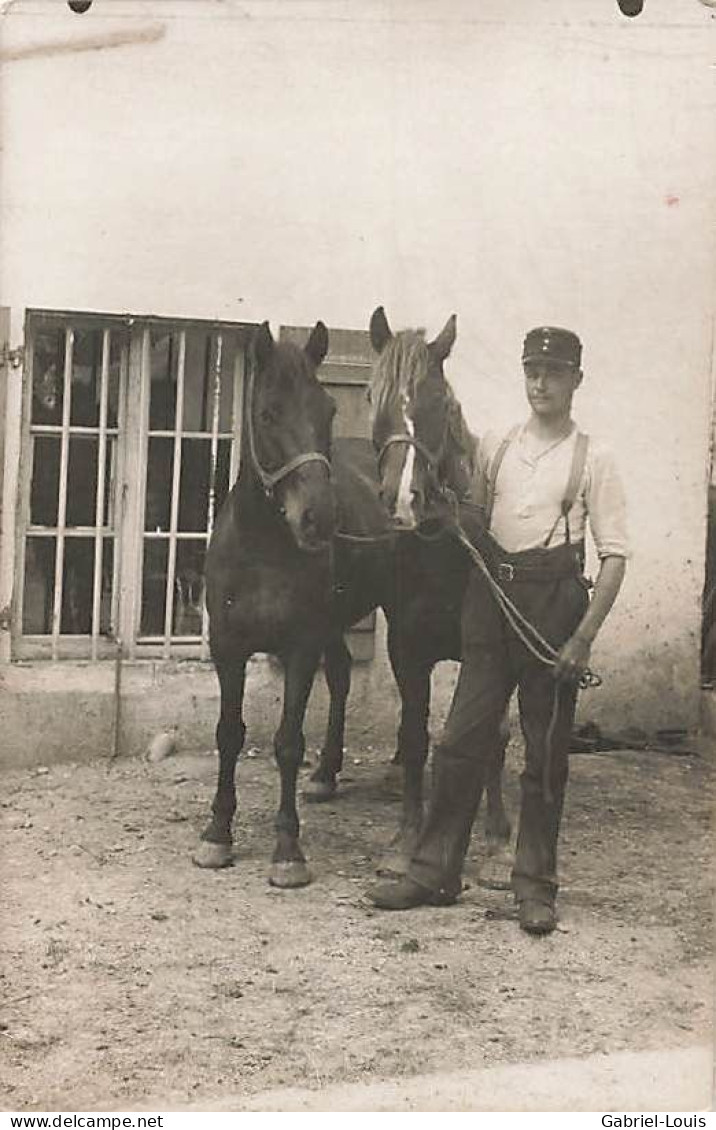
586, 441, 630, 559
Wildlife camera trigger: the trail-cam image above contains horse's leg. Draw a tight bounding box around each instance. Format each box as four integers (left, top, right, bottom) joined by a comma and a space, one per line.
269, 645, 321, 888
478, 707, 515, 891
193, 657, 247, 869
377, 625, 431, 876
304, 634, 352, 803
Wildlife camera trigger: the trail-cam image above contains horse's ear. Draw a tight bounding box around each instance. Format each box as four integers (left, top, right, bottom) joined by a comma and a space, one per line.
430, 314, 457, 363
369, 306, 392, 354
305, 320, 329, 369
253, 321, 275, 368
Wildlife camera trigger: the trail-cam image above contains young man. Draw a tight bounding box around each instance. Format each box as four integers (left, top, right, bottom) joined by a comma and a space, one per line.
369, 326, 629, 934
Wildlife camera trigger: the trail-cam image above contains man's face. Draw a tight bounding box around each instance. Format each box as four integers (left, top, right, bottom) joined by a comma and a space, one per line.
523, 360, 582, 419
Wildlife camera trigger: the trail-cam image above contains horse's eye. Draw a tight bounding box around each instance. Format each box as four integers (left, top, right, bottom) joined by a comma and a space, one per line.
259, 408, 275, 426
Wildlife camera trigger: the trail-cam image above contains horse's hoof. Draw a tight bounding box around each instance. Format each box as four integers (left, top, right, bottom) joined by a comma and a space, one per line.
269, 860, 312, 888
303, 777, 337, 803
478, 845, 514, 891
192, 841, 233, 869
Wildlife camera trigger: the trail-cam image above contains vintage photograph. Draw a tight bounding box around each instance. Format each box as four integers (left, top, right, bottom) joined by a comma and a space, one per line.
0, 0, 713, 1114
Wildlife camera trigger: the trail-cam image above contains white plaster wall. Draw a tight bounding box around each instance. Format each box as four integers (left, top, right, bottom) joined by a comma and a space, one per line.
1, 0, 714, 729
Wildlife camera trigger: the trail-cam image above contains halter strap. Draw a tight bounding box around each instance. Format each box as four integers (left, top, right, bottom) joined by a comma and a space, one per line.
246, 364, 331, 497
377, 432, 441, 475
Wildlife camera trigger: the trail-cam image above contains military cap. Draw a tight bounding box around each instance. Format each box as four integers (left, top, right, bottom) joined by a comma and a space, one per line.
522, 326, 582, 369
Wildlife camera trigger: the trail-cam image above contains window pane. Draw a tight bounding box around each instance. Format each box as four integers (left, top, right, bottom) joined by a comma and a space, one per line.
31, 329, 65, 425
30, 437, 61, 527
61, 538, 95, 634
182, 331, 211, 432
178, 439, 209, 531
141, 541, 169, 636
70, 328, 102, 428
103, 439, 117, 527
174, 540, 206, 635
23, 537, 55, 633
145, 437, 173, 532
178, 438, 231, 532
100, 540, 114, 636
214, 438, 232, 519
106, 332, 123, 430
149, 332, 178, 430
217, 337, 237, 433
66, 437, 99, 527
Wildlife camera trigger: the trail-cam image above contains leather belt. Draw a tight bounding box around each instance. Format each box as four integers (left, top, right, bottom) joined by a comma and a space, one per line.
493, 541, 585, 584
496, 560, 580, 583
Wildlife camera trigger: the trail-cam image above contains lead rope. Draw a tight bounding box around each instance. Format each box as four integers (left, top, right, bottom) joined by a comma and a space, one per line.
543, 685, 563, 806
541, 503, 571, 803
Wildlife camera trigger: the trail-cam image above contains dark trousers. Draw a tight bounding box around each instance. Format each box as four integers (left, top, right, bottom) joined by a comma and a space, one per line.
409, 544, 589, 905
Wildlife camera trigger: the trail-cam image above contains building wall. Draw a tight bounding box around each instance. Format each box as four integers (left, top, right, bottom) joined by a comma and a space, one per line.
0, 0, 714, 762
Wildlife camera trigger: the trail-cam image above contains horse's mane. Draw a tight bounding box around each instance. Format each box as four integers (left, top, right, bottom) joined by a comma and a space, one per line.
371, 330, 429, 417
443, 383, 477, 482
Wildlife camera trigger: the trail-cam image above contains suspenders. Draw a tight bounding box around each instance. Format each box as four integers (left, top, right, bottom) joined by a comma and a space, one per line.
484, 427, 589, 548
484, 425, 520, 529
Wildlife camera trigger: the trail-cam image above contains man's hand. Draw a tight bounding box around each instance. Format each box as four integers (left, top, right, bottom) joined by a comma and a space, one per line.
553, 556, 627, 684
554, 634, 591, 683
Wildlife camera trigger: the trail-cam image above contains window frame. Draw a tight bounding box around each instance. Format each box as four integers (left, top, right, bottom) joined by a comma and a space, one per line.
14, 309, 255, 662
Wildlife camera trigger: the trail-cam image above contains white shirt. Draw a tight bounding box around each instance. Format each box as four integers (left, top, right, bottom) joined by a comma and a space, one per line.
476, 423, 630, 559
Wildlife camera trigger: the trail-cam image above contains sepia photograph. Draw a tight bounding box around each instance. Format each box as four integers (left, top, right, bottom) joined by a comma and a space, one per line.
0, 0, 713, 1115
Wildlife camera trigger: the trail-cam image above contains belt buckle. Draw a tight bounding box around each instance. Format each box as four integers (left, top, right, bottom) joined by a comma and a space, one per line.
498, 562, 515, 582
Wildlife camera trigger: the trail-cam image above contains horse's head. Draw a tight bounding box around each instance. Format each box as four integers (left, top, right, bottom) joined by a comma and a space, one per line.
248, 320, 336, 553
368, 306, 475, 529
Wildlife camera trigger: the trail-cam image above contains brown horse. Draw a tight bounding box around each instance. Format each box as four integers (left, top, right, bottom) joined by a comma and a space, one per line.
362, 306, 512, 881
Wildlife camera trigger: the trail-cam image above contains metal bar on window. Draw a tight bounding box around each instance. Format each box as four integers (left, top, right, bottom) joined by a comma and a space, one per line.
162, 331, 186, 658
127, 329, 152, 659
31, 425, 119, 437
201, 333, 223, 655
91, 329, 111, 660
111, 339, 128, 642
50, 329, 74, 657
136, 429, 231, 441
16, 324, 48, 642
29, 526, 107, 537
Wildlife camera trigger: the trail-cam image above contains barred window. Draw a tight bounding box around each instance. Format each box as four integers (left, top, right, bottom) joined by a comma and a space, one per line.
15, 311, 249, 660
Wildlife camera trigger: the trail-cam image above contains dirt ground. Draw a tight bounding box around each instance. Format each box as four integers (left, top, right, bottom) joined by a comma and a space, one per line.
1, 734, 713, 1111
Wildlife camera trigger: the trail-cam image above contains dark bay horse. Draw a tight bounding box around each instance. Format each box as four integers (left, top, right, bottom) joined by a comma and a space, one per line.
193, 320, 340, 885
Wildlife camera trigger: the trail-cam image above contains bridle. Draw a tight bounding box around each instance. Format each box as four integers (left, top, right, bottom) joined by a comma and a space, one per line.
246, 363, 331, 500
377, 415, 451, 504
378, 432, 441, 480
